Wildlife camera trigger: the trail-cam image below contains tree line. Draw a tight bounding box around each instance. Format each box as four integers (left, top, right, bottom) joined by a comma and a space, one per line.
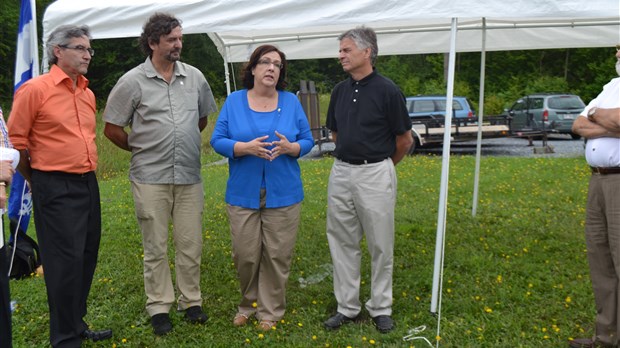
1, 0, 615, 115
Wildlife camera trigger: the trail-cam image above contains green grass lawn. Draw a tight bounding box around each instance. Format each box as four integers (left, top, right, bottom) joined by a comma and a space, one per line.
7, 151, 596, 348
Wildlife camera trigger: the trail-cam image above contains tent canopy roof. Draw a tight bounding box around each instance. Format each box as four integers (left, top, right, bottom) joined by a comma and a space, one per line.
42, 0, 620, 63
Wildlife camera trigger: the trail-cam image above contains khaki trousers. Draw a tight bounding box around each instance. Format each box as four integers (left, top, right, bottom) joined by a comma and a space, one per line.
227, 190, 300, 321
585, 173, 620, 346
326, 158, 396, 318
131, 182, 204, 316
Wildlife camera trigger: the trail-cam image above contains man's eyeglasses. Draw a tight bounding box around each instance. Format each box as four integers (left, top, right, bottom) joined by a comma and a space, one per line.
257, 59, 283, 70
59, 45, 95, 56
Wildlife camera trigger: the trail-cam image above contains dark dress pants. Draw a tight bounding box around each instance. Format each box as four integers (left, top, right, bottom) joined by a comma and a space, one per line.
31, 170, 101, 348
0, 240, 12, 348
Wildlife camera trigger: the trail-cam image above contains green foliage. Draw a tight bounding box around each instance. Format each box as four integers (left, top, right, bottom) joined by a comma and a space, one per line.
523, 76, 570, 95
180, 34, 227, 97
287, 59, 345, 94
0, 0, 22, 106
376, 55, 419, 95
569, 47, 618, 102
87, 37, 144, 107
9, 155, 596, 347
482, 94, 505, 115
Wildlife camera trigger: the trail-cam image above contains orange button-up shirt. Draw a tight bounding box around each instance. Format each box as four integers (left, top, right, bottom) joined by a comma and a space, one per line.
8, 65, 98, 173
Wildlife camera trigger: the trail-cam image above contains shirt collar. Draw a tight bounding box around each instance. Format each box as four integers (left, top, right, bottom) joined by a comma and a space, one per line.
144, 57, 187, 79
348, 68, 377, 86
49, 64, 89, 89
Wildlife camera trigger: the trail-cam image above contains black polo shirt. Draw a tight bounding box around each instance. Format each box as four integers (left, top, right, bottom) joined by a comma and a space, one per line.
326, 70, 411, 162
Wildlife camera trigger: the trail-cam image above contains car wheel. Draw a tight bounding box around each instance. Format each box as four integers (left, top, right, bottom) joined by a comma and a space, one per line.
570, 132, 581, 140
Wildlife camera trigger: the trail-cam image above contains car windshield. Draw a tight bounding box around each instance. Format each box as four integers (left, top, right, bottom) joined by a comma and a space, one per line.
548, 96, 585, 109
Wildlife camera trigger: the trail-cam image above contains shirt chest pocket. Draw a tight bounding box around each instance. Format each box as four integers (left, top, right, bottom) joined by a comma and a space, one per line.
183, 90, 199, 111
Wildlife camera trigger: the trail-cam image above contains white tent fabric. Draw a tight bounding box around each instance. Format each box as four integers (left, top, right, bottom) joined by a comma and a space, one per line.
42, 0, 620, 63
41, 1, 620, 345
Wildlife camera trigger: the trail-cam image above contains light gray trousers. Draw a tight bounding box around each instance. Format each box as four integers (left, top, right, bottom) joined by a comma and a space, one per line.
326, 158, 396, 318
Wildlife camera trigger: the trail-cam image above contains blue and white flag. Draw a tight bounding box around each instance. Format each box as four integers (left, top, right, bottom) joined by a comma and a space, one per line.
9, 0, 38, 237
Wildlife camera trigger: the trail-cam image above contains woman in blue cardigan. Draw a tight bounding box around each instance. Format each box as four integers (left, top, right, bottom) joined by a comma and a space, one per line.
210, 45, 314, 331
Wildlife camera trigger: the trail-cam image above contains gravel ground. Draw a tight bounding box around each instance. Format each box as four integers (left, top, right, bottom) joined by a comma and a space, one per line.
303, 134, 586, 159
415, 134, 586, 158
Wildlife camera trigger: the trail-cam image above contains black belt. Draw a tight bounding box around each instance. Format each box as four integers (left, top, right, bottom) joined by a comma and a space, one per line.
338, 157, 386, 165
591, 167, 620, 175
32, 169, 95, 179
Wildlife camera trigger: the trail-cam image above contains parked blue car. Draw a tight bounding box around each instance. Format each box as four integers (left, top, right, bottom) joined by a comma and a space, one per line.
406, 95, 475, 122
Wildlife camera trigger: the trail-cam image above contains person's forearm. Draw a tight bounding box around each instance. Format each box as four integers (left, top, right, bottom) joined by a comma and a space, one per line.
0, 188, 6, 210
591, 107, 620, 132
573, 116, 620, 139
16, 149, 32, 183
391, 131, 413, 165
104, 123, 131, 151
0, 160, 13, 183
199, 117, 208, 132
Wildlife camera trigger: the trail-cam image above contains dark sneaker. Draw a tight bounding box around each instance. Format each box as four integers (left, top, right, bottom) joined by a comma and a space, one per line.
185, 306, 208, 324
151, 313, 172, 336
324, 312, 356, 330
372, 315, 395, 333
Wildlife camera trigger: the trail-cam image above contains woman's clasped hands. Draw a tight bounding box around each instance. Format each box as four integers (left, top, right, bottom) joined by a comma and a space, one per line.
241, 131, 300, 161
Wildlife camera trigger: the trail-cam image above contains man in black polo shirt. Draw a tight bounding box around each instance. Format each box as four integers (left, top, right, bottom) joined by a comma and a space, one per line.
323, 26, 413, 334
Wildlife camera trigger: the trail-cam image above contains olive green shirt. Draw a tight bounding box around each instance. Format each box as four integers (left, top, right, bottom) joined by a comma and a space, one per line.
104, 57, 217, 184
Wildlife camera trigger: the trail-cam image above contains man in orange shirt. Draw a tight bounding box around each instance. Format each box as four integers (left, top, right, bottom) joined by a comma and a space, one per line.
8, 25, 112, 347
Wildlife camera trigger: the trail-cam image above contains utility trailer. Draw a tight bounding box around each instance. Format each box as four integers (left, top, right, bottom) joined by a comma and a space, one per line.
408, 113, 558, 153
409, 115, 511, 153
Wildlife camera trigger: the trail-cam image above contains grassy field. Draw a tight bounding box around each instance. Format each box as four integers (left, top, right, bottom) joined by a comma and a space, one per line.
7, 111, 597, 347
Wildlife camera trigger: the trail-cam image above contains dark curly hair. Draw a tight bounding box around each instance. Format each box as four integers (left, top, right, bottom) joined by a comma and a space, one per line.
241, 45, 288, 90
139, 13, 182, 57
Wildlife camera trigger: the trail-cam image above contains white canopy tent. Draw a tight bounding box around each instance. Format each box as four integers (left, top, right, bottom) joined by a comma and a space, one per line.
42, 0, 619, 93
41, 1, 620, 345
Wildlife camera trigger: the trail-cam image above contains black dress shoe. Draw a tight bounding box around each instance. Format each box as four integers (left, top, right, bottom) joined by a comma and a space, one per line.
324, 312, 356, 330
372, 315, 395, 333
184, 306, 208, 324
151, 313, 173, 336
80, 328, 113, 341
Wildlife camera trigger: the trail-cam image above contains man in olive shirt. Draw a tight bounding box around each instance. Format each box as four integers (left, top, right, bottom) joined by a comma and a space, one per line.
103, 13, 217, 335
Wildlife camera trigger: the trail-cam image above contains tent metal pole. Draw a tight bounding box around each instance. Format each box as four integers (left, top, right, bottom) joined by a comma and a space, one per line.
472, 18, 487, 217
224, 45, 232, 95
430, 17, 458, 347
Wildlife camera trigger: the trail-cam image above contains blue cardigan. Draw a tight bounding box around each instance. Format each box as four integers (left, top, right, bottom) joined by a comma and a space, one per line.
210, 90, 314, 209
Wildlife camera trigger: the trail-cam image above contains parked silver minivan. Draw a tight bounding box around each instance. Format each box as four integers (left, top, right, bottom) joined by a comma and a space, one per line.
505, 93, 586, 139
